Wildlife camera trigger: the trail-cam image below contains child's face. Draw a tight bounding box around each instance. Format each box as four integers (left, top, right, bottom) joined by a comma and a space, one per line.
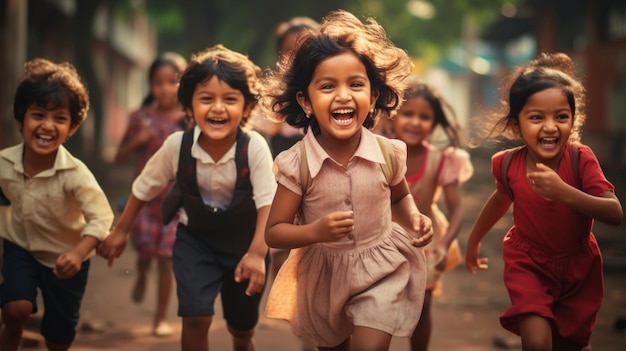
151, 65, 180, 109
393, 96, 435, 147
186, 76, 252, 143
517, 87, 573, 165
18, 104, 77, 159
297, 52, 377, 142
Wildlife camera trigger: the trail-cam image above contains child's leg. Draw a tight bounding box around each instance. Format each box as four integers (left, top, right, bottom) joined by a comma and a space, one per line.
228, 324, 255, 351
154, 255, 173, 332
518, 313, 552, 351
552, 333, 589, 351
132, 255, 151, 303
318, 338, 349, 351
181, 315, 212, 351
0, 300, 33, 351
410, 289, 433, 351
350, 326, 393, 351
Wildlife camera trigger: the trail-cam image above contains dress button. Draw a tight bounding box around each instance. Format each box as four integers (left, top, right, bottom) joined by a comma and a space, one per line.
344, 199, 351, 205
347, 234, 354, 240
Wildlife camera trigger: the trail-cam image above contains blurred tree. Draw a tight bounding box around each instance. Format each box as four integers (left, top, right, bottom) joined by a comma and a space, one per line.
345, 0, 520, 64
145, 0, 517, 68
68, 0, 125, 160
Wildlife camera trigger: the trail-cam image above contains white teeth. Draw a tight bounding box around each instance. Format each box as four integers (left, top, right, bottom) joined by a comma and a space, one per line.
37, 135, 53, 141
333, 109, 354, 114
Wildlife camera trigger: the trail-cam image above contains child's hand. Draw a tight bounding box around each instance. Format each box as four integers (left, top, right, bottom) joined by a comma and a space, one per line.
431, 244, 448, 272
97, 228, 128, 267
465, 242, 488, 274
315, 210, 354, 243
234, 252, 266, 296
54, 251, 82, 279
409, 213, 433, 247
134, 127, 154, 146
527, 163, 567, 200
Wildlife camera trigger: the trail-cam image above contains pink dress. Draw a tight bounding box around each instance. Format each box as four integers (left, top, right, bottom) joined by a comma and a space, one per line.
265, 128, 426, 347
122, 106, 186, 259
492, 143, 613, 346
405, 143, 473, 292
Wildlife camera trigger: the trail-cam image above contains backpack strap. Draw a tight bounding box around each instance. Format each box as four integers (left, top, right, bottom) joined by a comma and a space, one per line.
501, 146, 524, 201
570, 143, 580, 189
375, 136, 397, 185
501, 144, 581, 201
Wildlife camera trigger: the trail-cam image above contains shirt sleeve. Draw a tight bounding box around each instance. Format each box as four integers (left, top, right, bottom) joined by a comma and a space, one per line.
131, 131, 181, 201
389, 139, 408, 186
70, 163, 114, 240
248, 131, 278, 208
273, 145, 304, 196
438, 147, 474, 186
578, 144, 615, 196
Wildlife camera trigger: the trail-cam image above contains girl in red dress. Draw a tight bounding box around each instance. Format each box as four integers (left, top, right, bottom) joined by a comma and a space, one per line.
465, 52, 623, 351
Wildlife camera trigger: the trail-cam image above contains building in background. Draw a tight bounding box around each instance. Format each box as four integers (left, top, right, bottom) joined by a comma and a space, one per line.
0, 0, 156, 163
481, 0, 626, 169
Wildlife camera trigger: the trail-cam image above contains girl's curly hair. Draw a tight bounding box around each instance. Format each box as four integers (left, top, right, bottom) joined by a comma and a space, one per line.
260, 10, 413, 134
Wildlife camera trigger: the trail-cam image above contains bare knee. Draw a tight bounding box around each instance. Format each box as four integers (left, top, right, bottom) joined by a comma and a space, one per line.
228, 324, 255, 350
1, 300, 32, 331
45, 340, 71, 351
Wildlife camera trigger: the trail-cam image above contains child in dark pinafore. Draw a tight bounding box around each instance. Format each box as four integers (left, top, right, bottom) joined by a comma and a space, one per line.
99, 45, 276, 351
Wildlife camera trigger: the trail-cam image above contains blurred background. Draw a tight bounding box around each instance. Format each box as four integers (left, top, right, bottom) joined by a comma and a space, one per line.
1, 1, 625, 350
1, 0, 625, 172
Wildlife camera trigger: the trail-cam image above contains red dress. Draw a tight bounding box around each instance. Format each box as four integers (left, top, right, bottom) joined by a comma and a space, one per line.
492, 142, 615, 346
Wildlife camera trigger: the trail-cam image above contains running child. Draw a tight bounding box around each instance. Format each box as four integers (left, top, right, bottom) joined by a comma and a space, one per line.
113, 52, 188, 336
0, 58, 114, 351
465, 52, 623, 351
261, 10, 433, 351
99, 45, 276, 351
389, 75, 474, 351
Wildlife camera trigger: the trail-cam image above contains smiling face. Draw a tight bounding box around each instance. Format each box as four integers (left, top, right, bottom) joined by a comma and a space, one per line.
517, 87, 573, 167
297, 52, 377, 144
18, 103, 78, 168
151, 65, 181, 109
186, 76, 252, 145
393, 96, 435, 147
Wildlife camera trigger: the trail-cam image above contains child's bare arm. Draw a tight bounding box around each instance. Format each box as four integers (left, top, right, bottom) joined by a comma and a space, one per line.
265, 184, 353, 249
98, 193, 146, 266
466, 190, 511, 274
235, 205, 270, 296
390, 179, 433, 246
529, 163, 623, 225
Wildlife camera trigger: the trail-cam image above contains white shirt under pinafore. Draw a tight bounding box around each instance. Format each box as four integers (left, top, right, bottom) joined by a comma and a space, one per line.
265, 128, 426, 347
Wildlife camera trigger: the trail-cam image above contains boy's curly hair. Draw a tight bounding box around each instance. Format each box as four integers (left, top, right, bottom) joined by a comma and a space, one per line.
13, 58, 90, 128
178, 44, 262, 124
260, 10, 413, 134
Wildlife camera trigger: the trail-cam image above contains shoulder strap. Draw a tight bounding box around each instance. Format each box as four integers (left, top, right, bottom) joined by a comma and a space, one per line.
298, 141, 311, 195
501, 146, 524, 201
234, 127, 252, 189
570, 143, 580, 189
375, 136, 396, 184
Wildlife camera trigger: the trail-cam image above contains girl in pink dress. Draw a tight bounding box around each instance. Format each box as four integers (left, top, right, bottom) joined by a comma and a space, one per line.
114, 52, 188, 336
465, 52, 623, 351
389, 76, 473, 351
260, 10, 433, 351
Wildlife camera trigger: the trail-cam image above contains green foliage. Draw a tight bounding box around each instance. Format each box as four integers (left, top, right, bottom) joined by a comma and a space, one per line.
143, 0, 519, 66
344, 0, 521, 64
